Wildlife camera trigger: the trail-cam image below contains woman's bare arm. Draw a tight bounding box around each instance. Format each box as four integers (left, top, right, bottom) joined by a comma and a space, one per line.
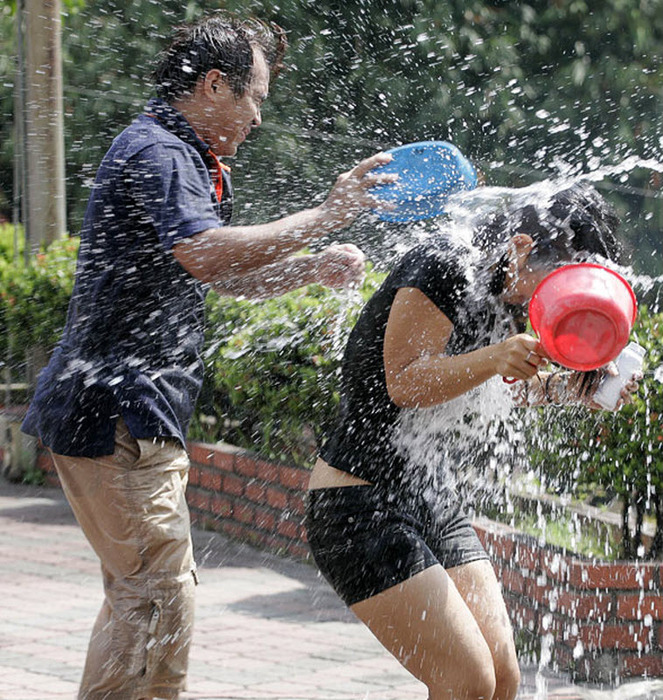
383, 287, 541, 408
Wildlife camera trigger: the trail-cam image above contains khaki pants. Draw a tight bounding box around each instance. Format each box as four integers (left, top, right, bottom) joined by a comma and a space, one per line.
51, 420, 197, 700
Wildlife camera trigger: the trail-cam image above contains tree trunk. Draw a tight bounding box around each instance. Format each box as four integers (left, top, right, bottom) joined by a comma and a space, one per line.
620, 493, 634, 560
647, 494, 663, 560
21, 0, 67, 253
633, 490, 644, 558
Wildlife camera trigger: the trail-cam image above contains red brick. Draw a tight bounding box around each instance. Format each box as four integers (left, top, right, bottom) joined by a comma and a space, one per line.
568, 563, 654, 590
254, 459, 280, 484
278, 464, 309, 490
222, 473, 245, 497
284, 541, 311, 561
245, 481, 267, 504
620, 653, 663, 678
234, 454, 259, 479
524, 578, 556, 606
513, 541, 540, 571
212, 449, 235, 472
222, 521, 250, 541
186, 489, 210, 512
575, 623, 651, 651
188, 442, 213, 466
200, 469, 222, 492
555, 590, 612, 621
188, 465, 201, 487
209, 493, 232, 518
254, 509, 276, 532
476, 527, 516, 562
287, 493, 306, 516
505, 599, 537, 630
266, 486, 288, 510
617, 594, 663, 621
276, 518, 301, 540
499, 565, 527, 596
553, 643, 575, 674
540, 550, 572, 583
234, 502, 255, 525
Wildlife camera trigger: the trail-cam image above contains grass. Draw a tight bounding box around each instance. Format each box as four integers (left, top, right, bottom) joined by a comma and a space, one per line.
503, 509, 620, 561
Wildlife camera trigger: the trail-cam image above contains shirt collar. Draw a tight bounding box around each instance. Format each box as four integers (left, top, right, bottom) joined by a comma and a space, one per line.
144, 97, 212, 159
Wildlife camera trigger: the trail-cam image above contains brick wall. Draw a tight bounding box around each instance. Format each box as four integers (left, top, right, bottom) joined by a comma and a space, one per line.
185, 441, 310, 561
478, 521, 663, 682
36, 441, 663, 682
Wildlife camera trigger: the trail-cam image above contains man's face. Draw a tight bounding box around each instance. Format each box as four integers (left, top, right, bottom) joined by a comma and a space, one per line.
205, 49, 270, 157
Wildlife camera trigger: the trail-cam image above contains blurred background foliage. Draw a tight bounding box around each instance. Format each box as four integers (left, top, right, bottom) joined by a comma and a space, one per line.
0, 0, 662, 276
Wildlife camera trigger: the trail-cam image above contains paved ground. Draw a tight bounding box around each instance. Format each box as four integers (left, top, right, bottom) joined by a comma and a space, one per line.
2, 478, 663, 700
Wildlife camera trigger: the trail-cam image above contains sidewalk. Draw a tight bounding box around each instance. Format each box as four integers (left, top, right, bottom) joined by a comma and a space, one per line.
1, 478, 662, 700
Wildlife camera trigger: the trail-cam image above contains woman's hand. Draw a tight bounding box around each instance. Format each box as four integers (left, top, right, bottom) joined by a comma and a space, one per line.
555, 364, 642, 410
491, 333, 546, 382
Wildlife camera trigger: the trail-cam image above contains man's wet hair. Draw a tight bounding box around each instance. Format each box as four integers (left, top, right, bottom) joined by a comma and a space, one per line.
152, 12, 287, 103
475, 182, 623, 267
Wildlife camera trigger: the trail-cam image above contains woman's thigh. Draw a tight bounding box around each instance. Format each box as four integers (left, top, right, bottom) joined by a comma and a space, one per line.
350, 564, 497, 700
448, 560, 521, 700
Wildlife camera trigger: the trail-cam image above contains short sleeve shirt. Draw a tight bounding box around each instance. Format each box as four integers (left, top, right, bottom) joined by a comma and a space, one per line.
22, 99, 233, 456
320, 237, 511, 489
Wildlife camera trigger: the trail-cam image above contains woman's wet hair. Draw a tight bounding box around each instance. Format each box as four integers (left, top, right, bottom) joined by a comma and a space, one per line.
152, 12, 287, 103
475, 182, 622, 262
474, 182, 623, 295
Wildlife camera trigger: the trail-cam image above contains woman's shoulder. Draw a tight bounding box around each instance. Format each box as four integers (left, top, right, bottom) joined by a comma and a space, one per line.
392, 236, 474, 285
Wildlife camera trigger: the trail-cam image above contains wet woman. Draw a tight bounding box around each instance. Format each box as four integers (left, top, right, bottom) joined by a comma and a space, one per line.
305, 183, 639, 700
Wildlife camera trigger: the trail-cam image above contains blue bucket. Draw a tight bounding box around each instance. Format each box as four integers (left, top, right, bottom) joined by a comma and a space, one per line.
371, 141, 478, 222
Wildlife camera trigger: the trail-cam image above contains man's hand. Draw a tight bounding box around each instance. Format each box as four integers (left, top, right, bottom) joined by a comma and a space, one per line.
318, 152, 397, 230
315, 243, 366, 290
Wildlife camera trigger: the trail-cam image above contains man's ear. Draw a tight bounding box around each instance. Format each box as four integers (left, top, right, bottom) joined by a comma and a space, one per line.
203, 69, 226, 99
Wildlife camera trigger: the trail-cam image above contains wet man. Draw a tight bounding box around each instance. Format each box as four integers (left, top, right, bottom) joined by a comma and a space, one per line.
22, 13, 394, 699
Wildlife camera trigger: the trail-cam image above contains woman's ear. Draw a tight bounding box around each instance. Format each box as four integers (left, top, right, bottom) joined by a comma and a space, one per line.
509, 233, 535, 272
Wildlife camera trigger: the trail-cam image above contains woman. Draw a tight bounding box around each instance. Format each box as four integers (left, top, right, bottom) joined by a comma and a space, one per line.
305, 183, 639, 700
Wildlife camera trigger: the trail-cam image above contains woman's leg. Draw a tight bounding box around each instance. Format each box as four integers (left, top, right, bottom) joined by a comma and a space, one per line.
448, 560, 521, 700
350, 564, 498, 700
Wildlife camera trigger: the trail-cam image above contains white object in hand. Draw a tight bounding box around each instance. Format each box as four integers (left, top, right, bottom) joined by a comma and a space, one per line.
593, 342, 645, 411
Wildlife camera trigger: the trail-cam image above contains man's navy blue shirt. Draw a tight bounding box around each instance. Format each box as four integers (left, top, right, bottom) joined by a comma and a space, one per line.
22, 99, 233, 457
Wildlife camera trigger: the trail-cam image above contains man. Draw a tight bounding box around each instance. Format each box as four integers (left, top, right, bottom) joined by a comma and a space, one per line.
22, 12, 394, 699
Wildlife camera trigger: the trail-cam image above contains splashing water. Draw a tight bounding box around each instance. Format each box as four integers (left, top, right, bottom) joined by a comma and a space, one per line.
381, 155, 663, 695
329, 286, 364, 359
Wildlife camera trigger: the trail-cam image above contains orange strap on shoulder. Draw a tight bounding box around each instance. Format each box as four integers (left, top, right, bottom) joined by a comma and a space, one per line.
207, 149, 231, 203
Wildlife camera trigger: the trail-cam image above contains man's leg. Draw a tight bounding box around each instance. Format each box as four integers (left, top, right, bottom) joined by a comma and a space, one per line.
52, 419, 196, 700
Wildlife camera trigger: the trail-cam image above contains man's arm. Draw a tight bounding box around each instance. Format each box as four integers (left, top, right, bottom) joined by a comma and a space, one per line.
173, 152, 395, 284
212, 244, 366, 299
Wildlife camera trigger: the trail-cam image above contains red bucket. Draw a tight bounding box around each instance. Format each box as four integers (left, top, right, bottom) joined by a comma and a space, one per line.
529, 263, 637, 371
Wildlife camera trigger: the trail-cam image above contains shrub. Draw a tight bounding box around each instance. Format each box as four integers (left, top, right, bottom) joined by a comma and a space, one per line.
0, 236, 79, 357
191, 269, 385, 466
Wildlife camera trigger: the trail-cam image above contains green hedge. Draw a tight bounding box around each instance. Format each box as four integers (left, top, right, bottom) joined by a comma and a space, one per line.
0, 226, 78, 377
191, 273, 384, 465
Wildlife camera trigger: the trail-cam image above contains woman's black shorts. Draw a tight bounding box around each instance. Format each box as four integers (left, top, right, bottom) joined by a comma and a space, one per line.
305, 484, 489, 607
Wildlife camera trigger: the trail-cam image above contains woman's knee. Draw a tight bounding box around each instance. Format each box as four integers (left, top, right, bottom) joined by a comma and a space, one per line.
427, 661, 496, 700
494, 654, 521, 700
